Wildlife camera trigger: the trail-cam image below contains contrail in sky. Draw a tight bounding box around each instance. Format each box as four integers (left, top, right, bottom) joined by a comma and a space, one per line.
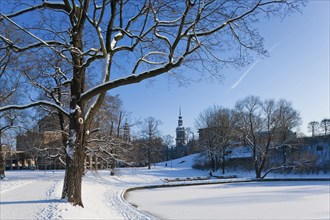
230, 41, 282, 90
230, 59, 260, 89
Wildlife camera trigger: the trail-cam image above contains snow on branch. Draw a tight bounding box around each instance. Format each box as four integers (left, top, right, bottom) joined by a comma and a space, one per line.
0, 13, 71, 63
80, 61, 175, 103
0, 101, 69, 117
0, 1, 69, 20
261, 159, 315, 179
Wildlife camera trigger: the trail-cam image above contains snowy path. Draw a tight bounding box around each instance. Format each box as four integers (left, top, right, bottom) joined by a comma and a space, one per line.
0, 170, 162, 220
1, 154, 328, 220
0, 154, 211, 219
0, 172, 64, 220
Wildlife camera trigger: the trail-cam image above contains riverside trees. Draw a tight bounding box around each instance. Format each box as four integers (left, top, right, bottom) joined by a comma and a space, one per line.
195, 106, 234, 174
0, 0, 305, 206
234, 96, 301, 178
308, 119, 330, 137
196, 96, 301, 178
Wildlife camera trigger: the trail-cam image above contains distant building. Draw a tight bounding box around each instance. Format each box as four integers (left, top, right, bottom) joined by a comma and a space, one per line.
15, 114, 65, 170
3, 147, 35, 171
123, 121, 131, 143
175, 108, 186, 147
38, 114, 62, 132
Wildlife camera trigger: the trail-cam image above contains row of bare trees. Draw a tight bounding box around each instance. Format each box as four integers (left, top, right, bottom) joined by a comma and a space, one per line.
308, 119, 330, 137
0, 0, 305, 206
0, 26, 26, 178
195, 95, 302, 178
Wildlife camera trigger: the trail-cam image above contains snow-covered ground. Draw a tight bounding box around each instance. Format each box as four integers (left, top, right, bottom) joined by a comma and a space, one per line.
127, 181, 330, 219
1, 154, 329, 219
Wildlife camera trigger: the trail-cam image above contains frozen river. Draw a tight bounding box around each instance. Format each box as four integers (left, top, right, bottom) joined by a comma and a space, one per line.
126, 181, 330, 219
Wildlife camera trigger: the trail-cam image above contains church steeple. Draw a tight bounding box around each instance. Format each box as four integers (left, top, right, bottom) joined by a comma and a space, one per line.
178, 107, 183, 127
176, 107, 186, 147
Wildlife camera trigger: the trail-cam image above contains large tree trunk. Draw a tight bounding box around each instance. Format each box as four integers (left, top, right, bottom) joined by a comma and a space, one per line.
254, 156, 260, 179
61, 156, 70, 199
0, 130, 5, 178
256, 169, 262, 179
147, 147, 151, 170
61, 146, 73, 200
62, 23, 86, 206
0, 147, 5, 178
221, 154, 225, 175
64, 98, 86, 206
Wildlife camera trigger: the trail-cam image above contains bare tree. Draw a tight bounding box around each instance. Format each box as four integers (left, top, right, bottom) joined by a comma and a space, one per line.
0, 56, 22, 177
308, 121, 319, 137
234, 96, 301, 178
320, 119, 330, 137
275, 99, 301, 164
0, 0, 305, 206
86, 94, 132, 175
92, 95, 126, 138
196, 106, 234, 174
0, 20, 20, 177
140, 116, 162, 169
0, 114, 16, 178
162, 134, 174, 161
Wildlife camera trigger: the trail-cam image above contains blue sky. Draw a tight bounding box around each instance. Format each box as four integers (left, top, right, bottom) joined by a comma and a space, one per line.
1, 1, 327, 140
113, 1, 329, 138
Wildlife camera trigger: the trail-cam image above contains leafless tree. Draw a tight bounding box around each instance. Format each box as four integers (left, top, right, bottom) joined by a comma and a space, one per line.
0, 0, 305, 206
0, 38, 21, 177
196, 106, 234, 174
86, 94, 132, 175
275, 99, 301, 164
92, 95, 126, 137
308, 121, 319, 137
140, 116, 162, 169
320, 119, 330, 137
234, 96, 302, 178
162, 134, 174, 161
0, 115, 17, 178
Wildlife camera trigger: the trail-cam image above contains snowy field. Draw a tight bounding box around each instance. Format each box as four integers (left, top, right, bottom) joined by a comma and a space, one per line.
0, 154, 329, 219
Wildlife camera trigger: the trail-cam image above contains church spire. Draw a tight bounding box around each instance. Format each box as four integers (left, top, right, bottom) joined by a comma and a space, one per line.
176, 107, 186, 147
178, 107, 183, 127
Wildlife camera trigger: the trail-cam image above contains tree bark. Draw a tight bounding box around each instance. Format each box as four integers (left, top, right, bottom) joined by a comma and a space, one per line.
221, 154, 225, 175
61, 155, 71, 199
62, 19, 87, 206
0, 138, 5, 178
147, 147, 151, 170
256, 169, 262, 179
65, 95, 86, 206
0, 129, 6, 178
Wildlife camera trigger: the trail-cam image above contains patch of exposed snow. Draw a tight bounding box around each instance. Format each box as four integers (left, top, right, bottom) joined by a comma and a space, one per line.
226, 145, 253, 159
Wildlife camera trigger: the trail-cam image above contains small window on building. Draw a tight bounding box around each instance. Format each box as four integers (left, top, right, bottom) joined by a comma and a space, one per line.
316, 145, 324, 151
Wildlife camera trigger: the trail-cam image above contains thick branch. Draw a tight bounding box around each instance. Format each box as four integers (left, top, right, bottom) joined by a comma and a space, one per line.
80, 61, 179, 103
1, 2, 70, 20
0, 35, 66, 53
0, 101, 69, 117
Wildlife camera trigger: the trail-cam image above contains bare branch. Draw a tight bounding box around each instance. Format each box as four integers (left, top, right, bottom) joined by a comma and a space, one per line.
0, 101, 69, 117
